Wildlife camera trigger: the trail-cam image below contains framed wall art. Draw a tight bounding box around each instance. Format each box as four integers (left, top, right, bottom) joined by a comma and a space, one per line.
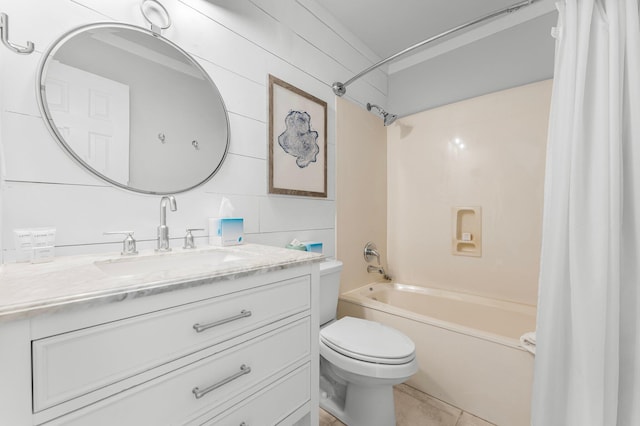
269, 75, 327, 197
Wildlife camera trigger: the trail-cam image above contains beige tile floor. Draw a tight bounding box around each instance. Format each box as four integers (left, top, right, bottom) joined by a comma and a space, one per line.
319, 384, 495, 426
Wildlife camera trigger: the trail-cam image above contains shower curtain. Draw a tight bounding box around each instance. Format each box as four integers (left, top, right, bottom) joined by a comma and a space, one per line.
532, 0, 640, 425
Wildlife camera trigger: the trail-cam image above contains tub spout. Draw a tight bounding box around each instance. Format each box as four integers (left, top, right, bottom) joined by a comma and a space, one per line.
367, 265, 392, 281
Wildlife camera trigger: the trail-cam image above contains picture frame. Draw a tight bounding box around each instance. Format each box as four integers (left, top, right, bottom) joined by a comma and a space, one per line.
269, 75, 327, 198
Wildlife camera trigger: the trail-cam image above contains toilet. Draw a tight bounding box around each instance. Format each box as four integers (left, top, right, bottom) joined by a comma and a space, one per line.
319, 260, 418, 426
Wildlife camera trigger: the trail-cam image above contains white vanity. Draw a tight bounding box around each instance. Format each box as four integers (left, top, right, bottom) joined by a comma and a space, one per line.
0, 244, 321, 425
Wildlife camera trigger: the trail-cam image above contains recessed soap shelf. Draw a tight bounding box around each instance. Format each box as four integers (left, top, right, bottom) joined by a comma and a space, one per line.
452, 206, 482, 257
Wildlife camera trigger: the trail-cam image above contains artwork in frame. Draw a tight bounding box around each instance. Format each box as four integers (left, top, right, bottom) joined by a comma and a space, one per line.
269, 75, 327, 198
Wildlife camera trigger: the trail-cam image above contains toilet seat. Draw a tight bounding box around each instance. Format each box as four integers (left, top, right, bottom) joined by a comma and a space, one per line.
320, 317, 415, 365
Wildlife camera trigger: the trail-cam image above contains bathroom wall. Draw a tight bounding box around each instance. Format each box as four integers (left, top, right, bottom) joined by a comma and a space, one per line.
335, 97, 387, 293
0, 0, 387, 261
387, 80, 552, 306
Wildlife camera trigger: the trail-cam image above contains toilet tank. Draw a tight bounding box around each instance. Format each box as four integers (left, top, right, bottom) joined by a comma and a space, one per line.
319, 259, 343, 326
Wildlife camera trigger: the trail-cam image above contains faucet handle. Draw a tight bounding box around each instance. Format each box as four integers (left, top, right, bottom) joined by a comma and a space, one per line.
183, 228, 205, 249
364, 241, 381, 264
104, 231, 138, 256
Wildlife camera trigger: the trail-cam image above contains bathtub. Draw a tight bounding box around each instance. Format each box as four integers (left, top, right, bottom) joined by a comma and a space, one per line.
337, 282, 536, 426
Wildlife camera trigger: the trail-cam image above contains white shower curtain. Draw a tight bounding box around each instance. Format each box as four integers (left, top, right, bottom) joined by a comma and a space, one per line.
532, 0, 640, 425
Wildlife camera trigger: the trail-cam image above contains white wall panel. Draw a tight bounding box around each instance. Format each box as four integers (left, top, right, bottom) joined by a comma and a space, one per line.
1, 181, 259, 249
201, 154, 266, 196
179, 0, 300, 68
180, 0, 385, 98
2, 191, 263, 262
259, 197, 335, 233
2, 51, 41, 116
0, 0, 105, 52
198, 59, 267, 122
251, 0, 387, 93
172, 4, 276, 84
0, 0, 387, 260
1, 113, 105, 185
2, 182, 157, 247
227, 114, 267, 159
248, 228, 335, 258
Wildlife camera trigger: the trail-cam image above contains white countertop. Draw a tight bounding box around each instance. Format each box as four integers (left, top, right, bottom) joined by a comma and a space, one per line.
0, 244, 322, 320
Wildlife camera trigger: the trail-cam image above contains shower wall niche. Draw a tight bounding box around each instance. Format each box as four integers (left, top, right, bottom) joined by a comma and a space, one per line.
452, 206, 481, 257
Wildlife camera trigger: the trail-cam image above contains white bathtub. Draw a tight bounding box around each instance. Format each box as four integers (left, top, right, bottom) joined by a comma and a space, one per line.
338, 283, 536, 426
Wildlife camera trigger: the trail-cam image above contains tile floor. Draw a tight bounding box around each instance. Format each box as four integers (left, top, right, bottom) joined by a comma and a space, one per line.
319, 384, 495, 426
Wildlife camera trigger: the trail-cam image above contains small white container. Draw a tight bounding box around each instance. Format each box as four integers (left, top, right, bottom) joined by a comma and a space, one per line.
13, 228, 56, 263
13, 229, 33, 263
31, 228, 56, 248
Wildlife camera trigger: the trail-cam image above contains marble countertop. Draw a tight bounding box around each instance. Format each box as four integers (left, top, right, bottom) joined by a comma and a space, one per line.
0, 244, 323, 320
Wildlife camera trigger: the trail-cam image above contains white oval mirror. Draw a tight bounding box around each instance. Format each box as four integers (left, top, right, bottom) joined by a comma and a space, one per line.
37, 23, 230, 194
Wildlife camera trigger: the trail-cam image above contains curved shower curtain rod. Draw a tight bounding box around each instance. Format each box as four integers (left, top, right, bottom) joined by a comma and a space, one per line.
332, 0, 539, 97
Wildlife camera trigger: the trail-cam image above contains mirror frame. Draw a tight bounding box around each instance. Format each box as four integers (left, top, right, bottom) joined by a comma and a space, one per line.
36, 22, 230, 195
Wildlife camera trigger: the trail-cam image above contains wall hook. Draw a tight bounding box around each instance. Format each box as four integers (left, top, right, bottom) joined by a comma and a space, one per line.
0, 13, 35, 54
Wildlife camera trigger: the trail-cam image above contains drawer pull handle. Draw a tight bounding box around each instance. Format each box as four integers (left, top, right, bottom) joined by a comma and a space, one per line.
193, 310, 252, 333
192, 364, 251, 399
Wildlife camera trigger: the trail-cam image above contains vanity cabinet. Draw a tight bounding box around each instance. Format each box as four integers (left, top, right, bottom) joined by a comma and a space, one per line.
0, 251, 320, 426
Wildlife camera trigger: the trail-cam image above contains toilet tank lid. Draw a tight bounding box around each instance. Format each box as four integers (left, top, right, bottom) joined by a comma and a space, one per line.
320, 259, 343, 275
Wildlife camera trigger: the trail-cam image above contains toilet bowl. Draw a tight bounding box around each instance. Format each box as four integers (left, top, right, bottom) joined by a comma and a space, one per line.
319, 260, 418, 426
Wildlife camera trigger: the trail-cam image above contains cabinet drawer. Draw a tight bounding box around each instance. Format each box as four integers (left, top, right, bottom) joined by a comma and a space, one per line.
33, 276, 310, 412
44, 317, 310, 425
201, 364, 310, 426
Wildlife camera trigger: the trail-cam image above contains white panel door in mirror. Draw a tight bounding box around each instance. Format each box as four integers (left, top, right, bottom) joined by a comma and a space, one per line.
46, 60, 130, 184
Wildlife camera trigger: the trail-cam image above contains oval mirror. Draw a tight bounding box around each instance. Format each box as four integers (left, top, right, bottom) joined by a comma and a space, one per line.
37, 23, 230, 194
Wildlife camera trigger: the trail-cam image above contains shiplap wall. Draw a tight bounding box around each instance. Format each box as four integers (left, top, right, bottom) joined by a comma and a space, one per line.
0, 0, 387, 262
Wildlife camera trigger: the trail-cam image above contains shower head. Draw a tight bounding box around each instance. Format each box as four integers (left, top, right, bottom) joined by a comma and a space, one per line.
366, 103, 398, 126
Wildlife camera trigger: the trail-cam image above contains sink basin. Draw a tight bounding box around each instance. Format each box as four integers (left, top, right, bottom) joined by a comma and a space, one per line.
95, 249, 252, 278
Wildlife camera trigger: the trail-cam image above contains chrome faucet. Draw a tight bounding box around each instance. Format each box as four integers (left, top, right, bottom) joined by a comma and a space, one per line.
367, 265, 392, 281
364, 241, 391, 280
363, 241, 381, 263
156, 195, 177, 252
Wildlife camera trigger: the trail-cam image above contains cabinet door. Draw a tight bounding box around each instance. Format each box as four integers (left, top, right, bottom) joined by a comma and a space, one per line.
44, 318, 310, 426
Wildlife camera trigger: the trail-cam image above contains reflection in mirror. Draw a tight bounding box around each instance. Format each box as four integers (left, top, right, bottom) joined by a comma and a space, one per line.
37, 23, 230, 194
